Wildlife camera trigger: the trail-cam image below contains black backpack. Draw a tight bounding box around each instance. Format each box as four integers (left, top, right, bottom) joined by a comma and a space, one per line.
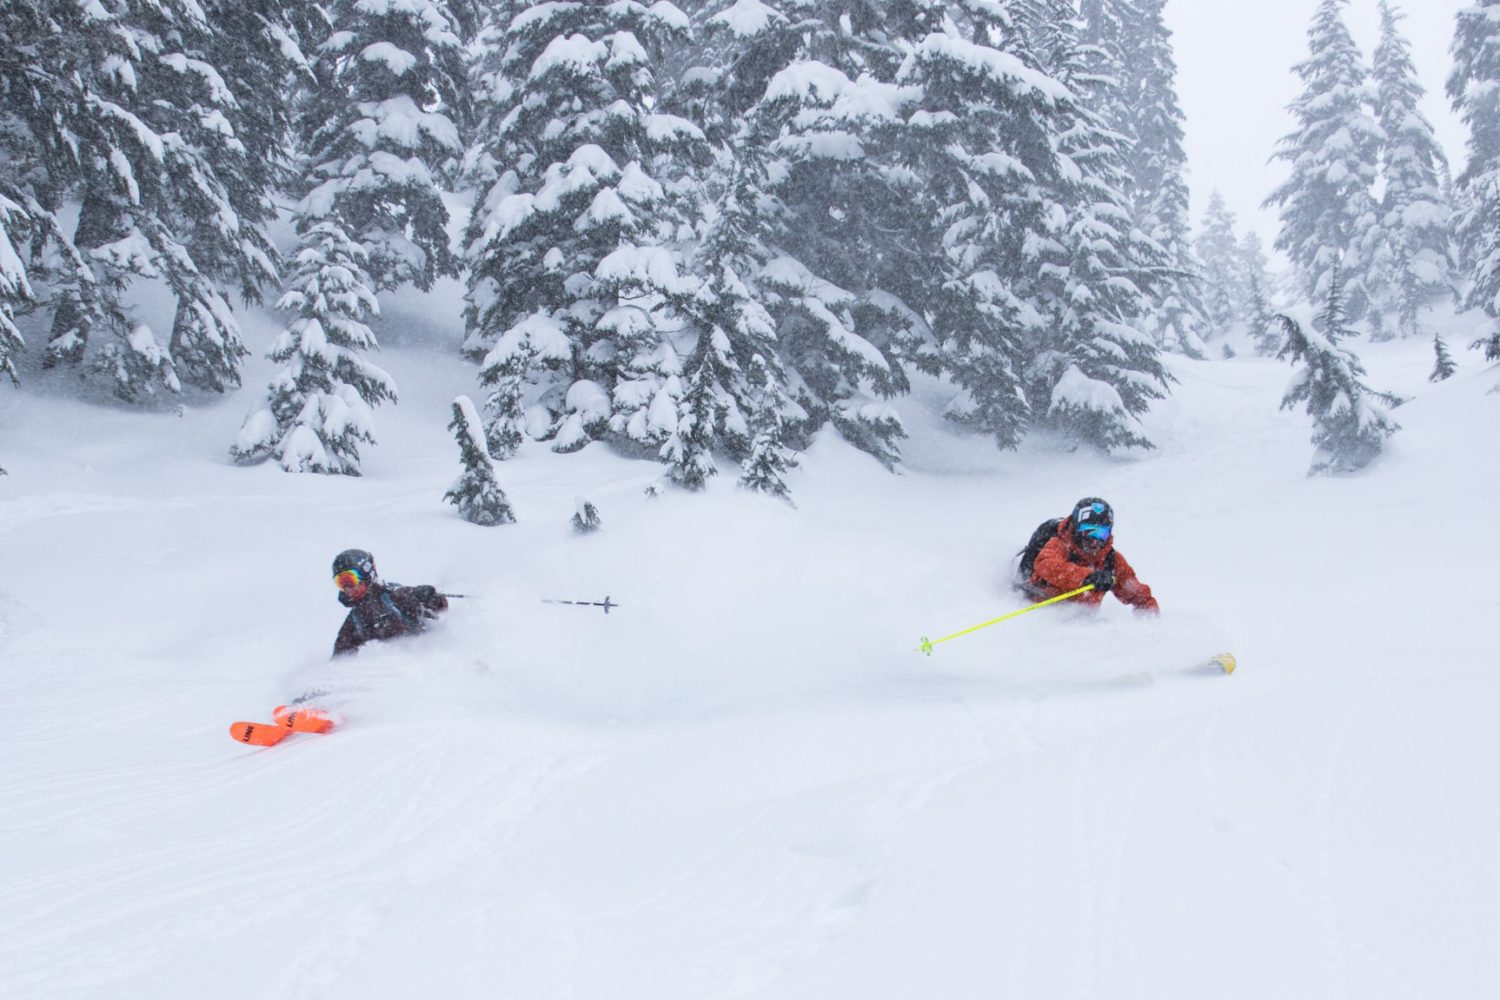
1017, 518, 1063, 579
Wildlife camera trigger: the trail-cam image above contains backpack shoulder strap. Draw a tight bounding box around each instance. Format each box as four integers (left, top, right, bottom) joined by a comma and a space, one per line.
1019, 518, 1063, 576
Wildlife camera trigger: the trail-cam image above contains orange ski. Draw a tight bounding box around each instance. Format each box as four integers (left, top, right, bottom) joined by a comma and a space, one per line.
273, 705, 334, 734
229, 721, 292, 746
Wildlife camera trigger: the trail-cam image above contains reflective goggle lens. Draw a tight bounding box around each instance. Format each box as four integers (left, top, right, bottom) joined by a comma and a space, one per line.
1079, 523, 1112, 541
334, 569, 363, 590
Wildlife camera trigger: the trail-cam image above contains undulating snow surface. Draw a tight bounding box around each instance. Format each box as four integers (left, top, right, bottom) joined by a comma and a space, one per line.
1, 308, 1495, 999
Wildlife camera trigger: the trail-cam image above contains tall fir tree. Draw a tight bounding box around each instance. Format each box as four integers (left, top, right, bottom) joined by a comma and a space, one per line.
231, 222, 396, 474
165, 0, 322, 392
1194, 191, 1245, 335
1020, 1, 1168, 451
1369, 0, 1457, 340
1115, 0, 1210, 357
742, 0, 922, 467
0, 193, 31, 389
1240, 232, 1281, 356
299, 0, 467, 294
1448, 0, 1500, 364
738, 353, 797, 502
444, 395, 515, 524
895, 12, 1072, 452
0, 0, 316, 402
661, 343, 721, 490
1267, 0, 1384, 326
1277, 264, 1398, 475
464, 1, 703, 458
666, 3, 802, 484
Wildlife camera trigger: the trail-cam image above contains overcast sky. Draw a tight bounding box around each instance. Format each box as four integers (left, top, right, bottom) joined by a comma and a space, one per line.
1165, 0, 1466, 257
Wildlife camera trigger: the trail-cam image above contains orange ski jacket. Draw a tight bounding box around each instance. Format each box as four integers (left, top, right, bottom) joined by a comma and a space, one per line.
1028, 520, 1159, 613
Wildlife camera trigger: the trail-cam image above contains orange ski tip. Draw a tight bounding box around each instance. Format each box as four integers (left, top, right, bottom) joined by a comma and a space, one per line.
272, 705, 335, 733
230, 721, 291, 747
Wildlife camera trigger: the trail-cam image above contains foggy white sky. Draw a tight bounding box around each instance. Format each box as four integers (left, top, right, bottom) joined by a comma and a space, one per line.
1165, 0, 1467, 257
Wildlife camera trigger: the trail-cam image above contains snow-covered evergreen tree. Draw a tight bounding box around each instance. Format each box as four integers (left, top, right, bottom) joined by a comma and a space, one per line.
1277, 265, 1398, 475
1369, 0, 1457, 340
164, 0, 322, 392
231, 222, 396, 474
1267, 0, 1383, 325
1430, 333, 1457, 382
0, 0, 318, 401
662, 341, 720, 490
1242, 233, 1281, 356
1018, 5, 1168, 451
1195, 192, 1245, 335
571, 496, 601, 534
464, 1, 702, 458
1115, 0, 1210, 357
1448, 0, 1500, 364
738, 353, 797, 502
738, 1, 921, 467
444, 395, 515, 525
893, 16, 1071, 452
0, 193, 31, 389
299, 0, 466, 293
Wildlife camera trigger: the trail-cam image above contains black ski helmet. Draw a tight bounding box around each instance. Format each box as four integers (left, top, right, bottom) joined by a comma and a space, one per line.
1070, 498, 1113, 547
332, 548, 376, 580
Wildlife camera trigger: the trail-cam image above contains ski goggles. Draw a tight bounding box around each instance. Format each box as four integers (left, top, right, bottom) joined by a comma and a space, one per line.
1077, 522, 1112, 542
333, 568, 365, 591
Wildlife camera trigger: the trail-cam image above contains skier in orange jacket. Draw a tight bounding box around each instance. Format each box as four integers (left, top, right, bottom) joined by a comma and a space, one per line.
1017, 498, 1159, 613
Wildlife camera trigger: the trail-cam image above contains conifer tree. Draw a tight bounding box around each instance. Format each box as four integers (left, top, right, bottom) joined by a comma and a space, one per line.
738, 354, 797, 502
1242, 233, 1281, 357
1448, 0, 1500, 364
465, 1, 701, 457
1020, 4, 1168, 451
1267, 0, 1383, 325
1, 0, 318, 401
662, 342, 720, 491
1277, 265, 1398, 475
1117, 0, 1210, 357
445, 395, 515, 525
0, 194, 31, 389
893, 16, 1070, 452
1430, 334, 1457, 382
299, 0, 466, 294
1369, 0, 1456, 340
1077, 0, 1206, 356
1195, 192, 1245, 335
571, 497, 601, 534
739, 0, 919, 467
231, 222, 396, 474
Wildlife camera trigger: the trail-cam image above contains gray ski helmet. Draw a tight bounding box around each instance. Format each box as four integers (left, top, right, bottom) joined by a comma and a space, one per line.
332, 548, 376, 580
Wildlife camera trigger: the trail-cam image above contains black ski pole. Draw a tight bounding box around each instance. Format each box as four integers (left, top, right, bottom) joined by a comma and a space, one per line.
541, 596, 618, 614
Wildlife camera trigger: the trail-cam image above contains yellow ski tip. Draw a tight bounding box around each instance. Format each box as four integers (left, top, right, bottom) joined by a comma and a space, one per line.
1211, 653, 1237, 675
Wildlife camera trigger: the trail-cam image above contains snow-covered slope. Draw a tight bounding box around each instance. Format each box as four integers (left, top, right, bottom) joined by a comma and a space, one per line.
1, 318, 1495, 999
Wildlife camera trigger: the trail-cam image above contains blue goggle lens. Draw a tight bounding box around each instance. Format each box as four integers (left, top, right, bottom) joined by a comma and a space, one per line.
1079, 523, 1112, 541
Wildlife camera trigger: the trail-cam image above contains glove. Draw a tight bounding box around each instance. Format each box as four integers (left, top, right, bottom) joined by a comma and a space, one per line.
1083, 568, 1115, 594
410, 584, 438, 602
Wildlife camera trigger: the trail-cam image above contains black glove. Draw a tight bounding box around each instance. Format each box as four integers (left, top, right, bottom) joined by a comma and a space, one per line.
1083, 568, 1114, 594
410, 584, 438, 602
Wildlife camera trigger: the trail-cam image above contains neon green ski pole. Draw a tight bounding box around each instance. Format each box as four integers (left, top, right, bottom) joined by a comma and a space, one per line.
917, 585, 1095, 655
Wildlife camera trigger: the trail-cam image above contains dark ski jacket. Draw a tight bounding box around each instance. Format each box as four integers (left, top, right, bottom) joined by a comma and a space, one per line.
1025, 520, 1159, 613
333, 581, 448, 656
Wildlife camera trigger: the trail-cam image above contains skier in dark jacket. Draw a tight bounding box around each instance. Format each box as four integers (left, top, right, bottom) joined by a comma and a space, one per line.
1017, 498, 1159, 613
331, 549, 449, 656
